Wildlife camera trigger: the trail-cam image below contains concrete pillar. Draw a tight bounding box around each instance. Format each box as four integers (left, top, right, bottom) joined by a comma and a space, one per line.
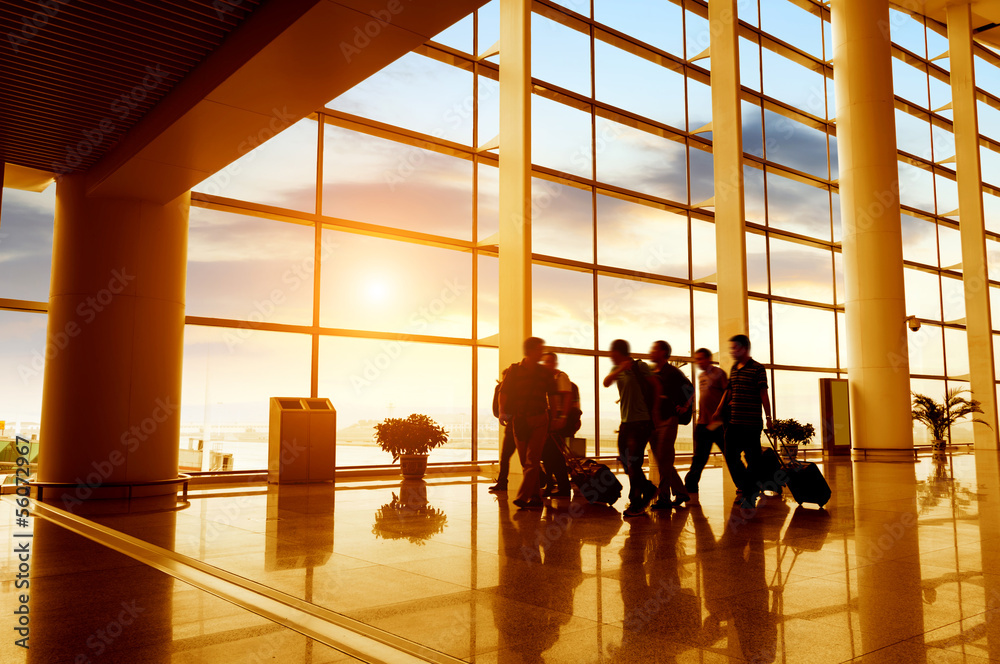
947, 3, 999, 448
497, 0, 532, 486
38, 174, 189, 500
831, 0, 914, 457
708, 0, 749, 371
498, 0, 532, 369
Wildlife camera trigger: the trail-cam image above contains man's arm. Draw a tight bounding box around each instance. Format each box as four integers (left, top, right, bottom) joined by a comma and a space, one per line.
603, 360, 630, 388
499, 392, 510, 426
761, 388, 773, 429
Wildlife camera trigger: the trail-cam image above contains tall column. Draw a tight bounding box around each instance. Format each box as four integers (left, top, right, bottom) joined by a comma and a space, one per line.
38, 174, 189, 501
709, 0, 749, 371
948, 3, 999, 449
831, 0, 914, 457
498, 0, 532, 370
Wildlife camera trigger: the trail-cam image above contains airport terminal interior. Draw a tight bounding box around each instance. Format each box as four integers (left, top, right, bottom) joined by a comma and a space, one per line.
6, 0, 1000, 661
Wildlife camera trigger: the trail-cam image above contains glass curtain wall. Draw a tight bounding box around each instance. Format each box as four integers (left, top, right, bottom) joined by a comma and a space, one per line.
5, 0, 1000, 468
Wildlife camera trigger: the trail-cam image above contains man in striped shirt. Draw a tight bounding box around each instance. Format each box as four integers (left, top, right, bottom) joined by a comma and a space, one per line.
714, 334, 773, 509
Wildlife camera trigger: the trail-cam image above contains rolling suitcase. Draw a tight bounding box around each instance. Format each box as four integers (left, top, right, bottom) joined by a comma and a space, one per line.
763, 431, 831, 508
561, 446, 622, 506
756, 447, 786, 496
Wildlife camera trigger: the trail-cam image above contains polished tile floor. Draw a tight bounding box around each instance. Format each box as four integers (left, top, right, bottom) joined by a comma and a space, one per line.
5, 451, 1000, 662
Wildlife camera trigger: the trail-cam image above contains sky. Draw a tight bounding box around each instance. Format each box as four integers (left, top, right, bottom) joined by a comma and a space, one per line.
0, 0, 994, 445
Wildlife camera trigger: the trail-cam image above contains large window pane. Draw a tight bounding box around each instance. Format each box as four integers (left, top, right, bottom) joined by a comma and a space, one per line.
328, 53, 474, 145
0, 186, 55, 302
766, 171, 831, 240
764, 110, 830, 179
596, 117, 687, 202
318, 337, 472, 466
533, 13, 591, 96
760, 0, 824, 58
908, 324, 945, 376
594, 0, 683, 56
596, 194, 687, 278
594, 38, 685, 128
771, 371, 837, 432
533, 95, 593, 178
533, 264, 594, 349
193, 118, 317, 213
768, 238, 834, 304
901, 214, 938, 266
596, 275, 690, 358
770, 303, 837, 368
319, 230, 472, 338
186, 208, 314, 325
533, 178, 593, 263
180, 326, 311, 471
0, 311, 46, 441
323, 125, 473, 239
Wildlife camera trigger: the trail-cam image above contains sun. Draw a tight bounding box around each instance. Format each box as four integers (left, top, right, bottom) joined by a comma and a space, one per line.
365, 279, 390, 304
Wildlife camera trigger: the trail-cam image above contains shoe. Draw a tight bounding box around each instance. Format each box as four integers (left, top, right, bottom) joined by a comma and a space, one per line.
671, 494, 691, 508
640, 480, 657, 508
488, 482, 508, 492
623, 503, 648, 517
649, 498, 672, 511
513, 498, 543, 510
686, 492, 700, 505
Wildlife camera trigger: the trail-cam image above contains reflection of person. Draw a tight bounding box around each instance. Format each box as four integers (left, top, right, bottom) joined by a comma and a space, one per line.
714, 335, 772, 509
540, 352, 572, 497
684, 348, 728, 503
493, 500, 579, 662
490, 368, 515, 493
614, 511, 699, 662
649, 340, 694, 509
692, 504, 778, 663
499, 337, 556, 510
603, 339, 656, 517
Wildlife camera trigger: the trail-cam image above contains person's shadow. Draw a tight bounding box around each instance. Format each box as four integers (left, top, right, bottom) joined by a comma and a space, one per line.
492, 499, 588, 662
612, 510, 700, 662
691, 504, 779, 663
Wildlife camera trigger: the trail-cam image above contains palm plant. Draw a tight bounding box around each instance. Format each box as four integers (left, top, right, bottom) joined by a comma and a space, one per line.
911, 389, 990, 448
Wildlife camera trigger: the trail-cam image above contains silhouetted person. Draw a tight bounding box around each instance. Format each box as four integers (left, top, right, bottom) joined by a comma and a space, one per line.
684, 348, 728, 504
490, 367, 515, 493
649, 340, 694, 510
540, 351, 572, 497
603, 339, 656, 517
499, 337, 557, 510
714, 334, 772, 509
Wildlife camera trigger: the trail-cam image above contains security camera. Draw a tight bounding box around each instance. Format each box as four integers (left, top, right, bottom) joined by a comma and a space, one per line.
907, 316, 921, 333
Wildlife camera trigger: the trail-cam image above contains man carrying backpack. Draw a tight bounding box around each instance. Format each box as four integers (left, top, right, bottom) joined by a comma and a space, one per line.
489, 367, 515, 493
498, 337, 557, 510
540, 351, 574, 497
603, 339, 656, 517
648, 340, 695, 510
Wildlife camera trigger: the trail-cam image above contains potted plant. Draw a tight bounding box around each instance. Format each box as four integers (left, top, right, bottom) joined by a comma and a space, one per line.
769, 418, 815, 461
912, 389, 990, 451
373, 413, 449, 479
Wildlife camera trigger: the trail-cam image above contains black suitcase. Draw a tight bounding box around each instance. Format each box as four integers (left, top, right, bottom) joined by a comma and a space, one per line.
562, 450, 622, 506
763, 432, 831, 508
785, 462, 832, 508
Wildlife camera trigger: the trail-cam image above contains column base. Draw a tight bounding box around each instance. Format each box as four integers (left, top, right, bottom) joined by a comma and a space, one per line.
851, 448, 918, 462
29, 475, 190, 513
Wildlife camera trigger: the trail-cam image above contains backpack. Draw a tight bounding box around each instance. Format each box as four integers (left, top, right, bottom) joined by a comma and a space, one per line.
492, 382, 502, 419
655, 364, 696, 425
563, 381, 583, 435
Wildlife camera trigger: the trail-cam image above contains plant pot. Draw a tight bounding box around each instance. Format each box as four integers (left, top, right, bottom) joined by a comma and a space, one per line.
781, 443, 799, 461
399, 453, 429, 479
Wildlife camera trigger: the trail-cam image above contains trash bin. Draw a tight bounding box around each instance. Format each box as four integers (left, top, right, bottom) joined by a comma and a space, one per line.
268, 397, 336, 483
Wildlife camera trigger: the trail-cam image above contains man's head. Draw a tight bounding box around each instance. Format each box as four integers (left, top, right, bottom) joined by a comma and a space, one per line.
650, 340, 671, 364
524, 336, 545, 363
541, 351, 558, 372
694, 347, 713, 371
609, 339, 630, 365
729, 334, 751, 363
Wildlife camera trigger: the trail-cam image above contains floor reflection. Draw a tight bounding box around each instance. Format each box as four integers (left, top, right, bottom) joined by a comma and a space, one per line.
10, 452, 1000, 662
